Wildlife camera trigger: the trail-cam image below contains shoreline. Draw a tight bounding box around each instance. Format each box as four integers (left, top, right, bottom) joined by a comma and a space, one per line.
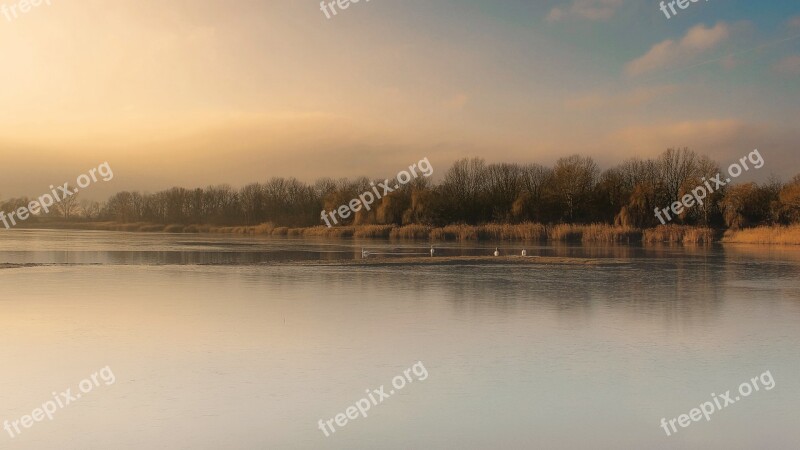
7, 221, 800, 245
0, 256, 627, 270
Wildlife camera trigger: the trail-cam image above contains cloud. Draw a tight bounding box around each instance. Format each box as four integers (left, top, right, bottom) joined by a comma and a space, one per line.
625, 23, 730, 76
773, 55, 800, 75
565, 85, 677, 112
546, 0, 624, 22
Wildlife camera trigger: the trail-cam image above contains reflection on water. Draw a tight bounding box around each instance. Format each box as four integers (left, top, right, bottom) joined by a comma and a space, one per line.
3, 229, 800, 265
0, 230, 799, 449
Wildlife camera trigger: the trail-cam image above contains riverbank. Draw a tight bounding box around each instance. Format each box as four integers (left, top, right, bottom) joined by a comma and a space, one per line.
10, 221, 800, 245
722, 225, 800, 245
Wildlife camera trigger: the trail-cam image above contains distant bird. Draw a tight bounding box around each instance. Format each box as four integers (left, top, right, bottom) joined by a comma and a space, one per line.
430, 245, 435, 257
494, 248, 499, 257
521, 249, 527, 257
361, 248, 369, 258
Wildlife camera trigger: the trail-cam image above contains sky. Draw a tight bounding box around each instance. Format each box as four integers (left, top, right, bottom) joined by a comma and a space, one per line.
0, 0, 798, 198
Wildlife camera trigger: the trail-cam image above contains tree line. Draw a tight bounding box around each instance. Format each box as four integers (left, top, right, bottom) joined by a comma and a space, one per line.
3, 148, 799, 229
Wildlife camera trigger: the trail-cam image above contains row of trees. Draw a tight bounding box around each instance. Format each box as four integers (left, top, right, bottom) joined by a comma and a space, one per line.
0, 193, 93, 223
3, 148, 799, 229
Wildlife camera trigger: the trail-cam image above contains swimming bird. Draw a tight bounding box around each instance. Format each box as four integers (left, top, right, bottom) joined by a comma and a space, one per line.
361, 248, 369, 258
494, 248, 499, 257
521, 249, 527, 257
430, 245, 435, 257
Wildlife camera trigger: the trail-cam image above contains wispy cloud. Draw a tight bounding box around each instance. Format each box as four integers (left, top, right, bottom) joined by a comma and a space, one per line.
547, 0, 624, 22
625, 23, 731, 76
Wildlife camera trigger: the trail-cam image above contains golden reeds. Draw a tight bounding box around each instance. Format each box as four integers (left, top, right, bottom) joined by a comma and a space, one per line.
389, 225, 432, 239
722, 225, 800, 245
31, 220, 800, 245
643, 225, 716, 244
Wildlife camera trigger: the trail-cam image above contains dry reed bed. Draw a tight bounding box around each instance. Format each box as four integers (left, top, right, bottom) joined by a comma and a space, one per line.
26, 221, 800, 245
642, 225, 716, 244
722, 225, 800, 245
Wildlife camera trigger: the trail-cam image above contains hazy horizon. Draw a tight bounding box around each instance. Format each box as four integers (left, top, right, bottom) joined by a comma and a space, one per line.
1, 0, 799, 199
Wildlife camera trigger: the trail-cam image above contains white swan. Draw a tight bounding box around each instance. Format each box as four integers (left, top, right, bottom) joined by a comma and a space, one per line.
430, 245, 435, 257
521, 249, 527, 257
493, 248, 499, 257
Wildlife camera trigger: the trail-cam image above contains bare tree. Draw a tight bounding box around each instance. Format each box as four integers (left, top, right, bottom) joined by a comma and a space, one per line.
55, 184, 80, 220
658, 148, 699, 202
440, 157, 488, 223
551, 155, 598, 222
486, 163, 523, 221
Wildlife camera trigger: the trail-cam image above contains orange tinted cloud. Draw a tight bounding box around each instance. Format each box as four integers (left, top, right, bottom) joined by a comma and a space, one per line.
626, 23, 731, 76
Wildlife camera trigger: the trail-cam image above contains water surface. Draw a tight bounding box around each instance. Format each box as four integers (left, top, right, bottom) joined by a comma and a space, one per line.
1, 230, 799, 449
